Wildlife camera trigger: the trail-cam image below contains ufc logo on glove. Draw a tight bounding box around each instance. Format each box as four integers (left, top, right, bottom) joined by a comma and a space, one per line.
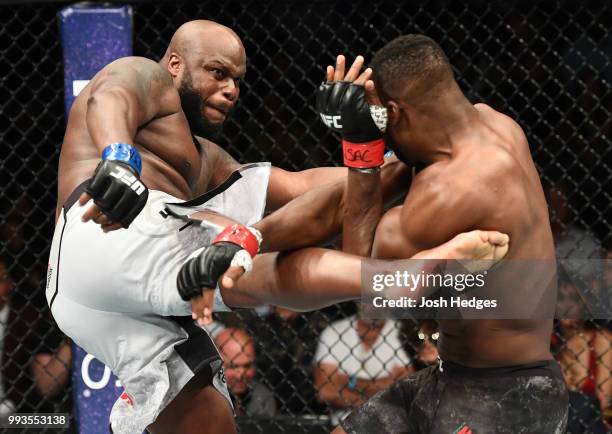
319, 114, 342, 129
110, 166, 146, 195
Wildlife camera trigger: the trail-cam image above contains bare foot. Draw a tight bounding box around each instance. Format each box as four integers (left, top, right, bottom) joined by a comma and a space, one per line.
448, 230, 509, 260
435, 230, 510, 272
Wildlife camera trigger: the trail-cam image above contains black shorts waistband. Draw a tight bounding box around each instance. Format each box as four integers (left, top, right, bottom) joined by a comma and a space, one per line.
438, 358, 562, 379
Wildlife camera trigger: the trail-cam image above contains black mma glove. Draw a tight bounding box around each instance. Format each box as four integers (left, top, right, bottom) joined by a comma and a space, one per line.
85, 143, 149, 228
177, 224, 262, 301
317, 82, 388, 168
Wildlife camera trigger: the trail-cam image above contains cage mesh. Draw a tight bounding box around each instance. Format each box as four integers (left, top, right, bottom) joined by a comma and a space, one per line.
0, 1, 610, 433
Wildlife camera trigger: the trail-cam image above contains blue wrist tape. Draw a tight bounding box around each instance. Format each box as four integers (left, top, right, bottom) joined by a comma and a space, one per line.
348, 374, 358, 390
102, 143, 142, 175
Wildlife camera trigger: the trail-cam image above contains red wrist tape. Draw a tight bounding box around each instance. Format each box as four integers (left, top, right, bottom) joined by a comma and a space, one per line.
213, 224, 259, 258
342, 139, 385, 168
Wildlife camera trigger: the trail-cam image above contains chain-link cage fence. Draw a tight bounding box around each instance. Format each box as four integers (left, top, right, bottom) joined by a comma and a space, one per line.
0, 0, 610, 433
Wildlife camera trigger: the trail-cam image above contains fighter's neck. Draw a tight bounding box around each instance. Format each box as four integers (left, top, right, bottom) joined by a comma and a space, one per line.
403, 95, 479, 166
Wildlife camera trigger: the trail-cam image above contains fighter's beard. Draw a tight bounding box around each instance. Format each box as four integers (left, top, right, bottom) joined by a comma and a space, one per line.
178, 77, 221, 142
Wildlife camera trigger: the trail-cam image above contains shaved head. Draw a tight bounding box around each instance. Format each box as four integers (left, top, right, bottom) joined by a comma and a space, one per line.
216, 327, 253, 355
162, 20, 247, 138
163, 20, 244, 63
215, 328, 255, 394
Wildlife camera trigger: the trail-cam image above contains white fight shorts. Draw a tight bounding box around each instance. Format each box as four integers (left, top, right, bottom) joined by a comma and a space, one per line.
46, 163, 270, 434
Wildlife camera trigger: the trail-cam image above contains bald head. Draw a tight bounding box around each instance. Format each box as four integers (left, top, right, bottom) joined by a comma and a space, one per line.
216, 328, 253, 358
163, 20, 244, 62
216, 328, 256, 394
162, 20, 247, 135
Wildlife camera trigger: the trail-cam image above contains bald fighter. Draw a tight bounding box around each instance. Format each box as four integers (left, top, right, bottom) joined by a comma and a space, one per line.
46, 19, 508, 434
48, 20, 414, 434
48, 19, 468, 434
308, 36, 567, 433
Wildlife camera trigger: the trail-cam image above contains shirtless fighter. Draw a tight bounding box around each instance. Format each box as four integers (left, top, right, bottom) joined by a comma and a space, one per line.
46, 19, 506, 434
311, 36, 568, 433
48, 20, 385, 434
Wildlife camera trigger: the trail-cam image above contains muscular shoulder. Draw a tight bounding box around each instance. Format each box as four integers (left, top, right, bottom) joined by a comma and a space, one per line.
97, 56, 172, 84
89, 56, 178, 112
475, 103, 529, 149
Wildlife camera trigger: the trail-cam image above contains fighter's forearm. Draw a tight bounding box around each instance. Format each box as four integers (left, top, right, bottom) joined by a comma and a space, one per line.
342, 168, 382, 257
255, 159, 410, 253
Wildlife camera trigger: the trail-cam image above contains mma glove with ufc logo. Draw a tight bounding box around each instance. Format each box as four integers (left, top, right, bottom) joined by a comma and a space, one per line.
316, 82, 387, 169
85, 143, 149, 228
177, 224, 262, 301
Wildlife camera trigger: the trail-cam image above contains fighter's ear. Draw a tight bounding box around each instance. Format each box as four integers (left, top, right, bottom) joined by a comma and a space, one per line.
167, 52, 183, 78
386, 101, 401, 127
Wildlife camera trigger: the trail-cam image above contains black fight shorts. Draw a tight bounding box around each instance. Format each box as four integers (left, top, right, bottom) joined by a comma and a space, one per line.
340, 359, 568, 434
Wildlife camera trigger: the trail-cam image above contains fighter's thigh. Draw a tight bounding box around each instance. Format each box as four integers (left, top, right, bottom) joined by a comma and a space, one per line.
53, 190, 197, 314
339, 381, 412, 434
50, 293, 184, 375
340, 368, 438, 434
148, 371, 236, 434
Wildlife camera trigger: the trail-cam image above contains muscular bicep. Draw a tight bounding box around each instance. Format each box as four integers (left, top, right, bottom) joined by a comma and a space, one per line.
399, 178, 489, 254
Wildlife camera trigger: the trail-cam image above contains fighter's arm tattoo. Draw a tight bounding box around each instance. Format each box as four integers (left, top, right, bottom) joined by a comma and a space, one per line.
86, 57, 179, 150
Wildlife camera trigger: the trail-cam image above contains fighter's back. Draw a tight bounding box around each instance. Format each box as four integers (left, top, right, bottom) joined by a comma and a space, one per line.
57, 57, 202, 219
373, 103, 556, 367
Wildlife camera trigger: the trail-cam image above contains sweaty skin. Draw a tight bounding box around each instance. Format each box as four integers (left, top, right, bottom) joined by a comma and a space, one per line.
211, 57, 513, 312
60, 22, 409, 241
223, 54, 551, 370
56, 21, 413, 434
58, 21, 249, 221
359, 66, 556, 368
371, 104, 554, 367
